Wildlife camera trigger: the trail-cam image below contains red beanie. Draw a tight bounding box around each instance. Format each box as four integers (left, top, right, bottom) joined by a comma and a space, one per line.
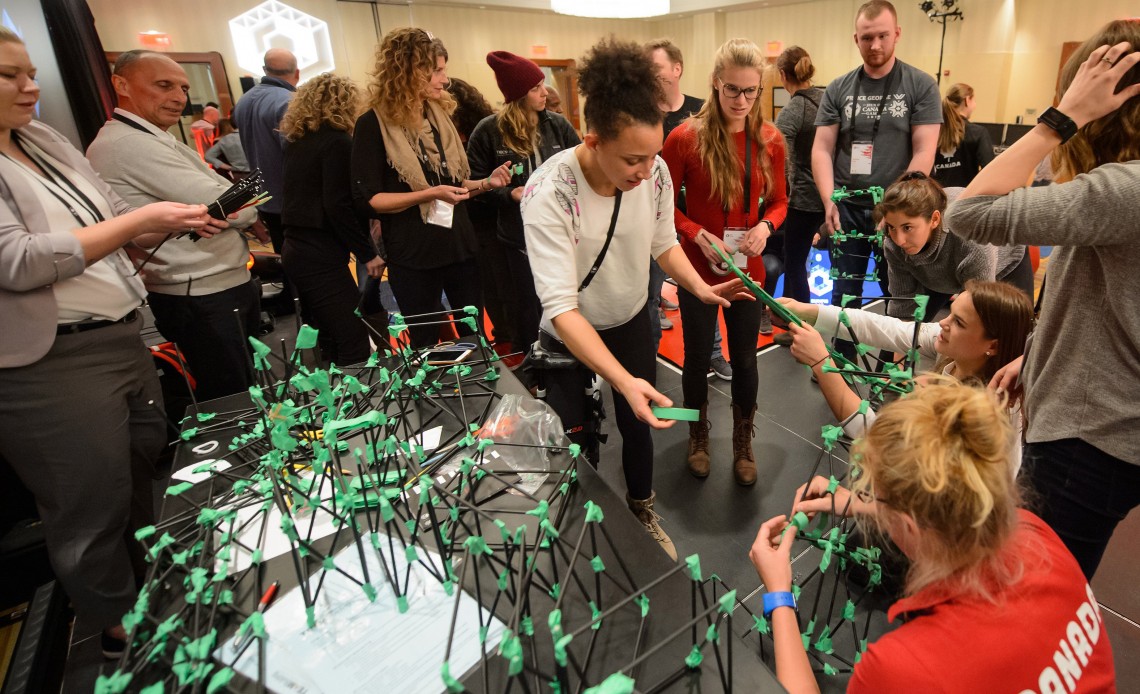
486, 51, 545, 104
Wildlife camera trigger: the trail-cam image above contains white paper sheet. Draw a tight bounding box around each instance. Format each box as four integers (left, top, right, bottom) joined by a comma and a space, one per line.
216, 544, 504, 694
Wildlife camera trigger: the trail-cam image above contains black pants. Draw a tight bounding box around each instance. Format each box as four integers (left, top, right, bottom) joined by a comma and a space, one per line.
258, 210, 285, 255
282, 228, 371, 366
506, 248, 542, 352
386, 259, 482, 348
473, 229, 518, 346
0, 321, 164, 626
148, 279, 261, 401
832, 201, 889, 305
781, 207, 825, 302
1023, 438, 1140, 579
541, 306, 656, 500
678, 287, 761, 410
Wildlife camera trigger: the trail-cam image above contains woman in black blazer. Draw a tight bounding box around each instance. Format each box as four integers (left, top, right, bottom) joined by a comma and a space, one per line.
281, 73, 380, 365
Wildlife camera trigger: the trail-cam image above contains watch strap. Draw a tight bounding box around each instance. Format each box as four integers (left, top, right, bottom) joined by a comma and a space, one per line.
762, 591, 797, 618
1037, 107, 1078, 144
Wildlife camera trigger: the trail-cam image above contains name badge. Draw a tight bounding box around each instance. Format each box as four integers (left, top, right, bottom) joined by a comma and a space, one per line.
850, 141, 873, 176
722, 227, 749, 270
426, 199, 455, 229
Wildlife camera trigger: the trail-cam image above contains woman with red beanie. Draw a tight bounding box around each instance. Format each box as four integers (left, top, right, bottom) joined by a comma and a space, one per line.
467, 51, 580, 352
662, 38, 787, 487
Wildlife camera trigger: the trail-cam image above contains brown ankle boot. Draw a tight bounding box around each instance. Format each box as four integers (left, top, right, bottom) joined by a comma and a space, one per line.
686, 402, 710, 478
732, 404, 757, 486
627, 492, 677, 560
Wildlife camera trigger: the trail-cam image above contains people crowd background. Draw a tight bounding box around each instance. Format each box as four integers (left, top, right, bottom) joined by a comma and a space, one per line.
0, 1, 1136, 688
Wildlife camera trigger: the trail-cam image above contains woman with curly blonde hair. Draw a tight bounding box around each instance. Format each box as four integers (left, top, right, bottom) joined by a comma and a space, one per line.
281, 72, 376, 365
352, 28, 511, 347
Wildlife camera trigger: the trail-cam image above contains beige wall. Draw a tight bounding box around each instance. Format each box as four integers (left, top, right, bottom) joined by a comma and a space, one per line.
88, 0, 1137, 125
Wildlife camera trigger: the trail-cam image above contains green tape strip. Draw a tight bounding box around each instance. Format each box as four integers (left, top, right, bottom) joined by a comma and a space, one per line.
584, 672, 635, 694
650, 406, 700, 422
710, 243, 803, 326
685, 554, 702, 582
441, 662, 465, 693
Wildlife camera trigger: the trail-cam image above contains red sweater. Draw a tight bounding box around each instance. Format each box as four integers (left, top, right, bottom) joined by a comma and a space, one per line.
662, 120, 787, 288
850, 510, 1116, 694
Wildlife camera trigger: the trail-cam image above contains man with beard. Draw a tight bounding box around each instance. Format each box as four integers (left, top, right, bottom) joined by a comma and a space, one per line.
811, 0, 941, 318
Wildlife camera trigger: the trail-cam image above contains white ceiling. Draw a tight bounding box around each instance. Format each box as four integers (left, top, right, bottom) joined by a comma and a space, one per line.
360, 0, 816, 19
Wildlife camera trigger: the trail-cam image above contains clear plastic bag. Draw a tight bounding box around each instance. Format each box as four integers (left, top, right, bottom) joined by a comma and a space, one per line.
479, 394, 567, 495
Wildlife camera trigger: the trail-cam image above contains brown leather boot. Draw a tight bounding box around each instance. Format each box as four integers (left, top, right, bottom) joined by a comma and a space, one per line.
686, 402, 710, 478
732, 404, 757, 486
626, 492, 677, 560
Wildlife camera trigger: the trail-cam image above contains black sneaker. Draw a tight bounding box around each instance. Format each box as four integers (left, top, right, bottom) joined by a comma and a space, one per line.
101, 630, 126, 660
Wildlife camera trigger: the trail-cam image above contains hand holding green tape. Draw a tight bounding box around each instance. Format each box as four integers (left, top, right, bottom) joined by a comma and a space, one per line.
650, 406, 701, 422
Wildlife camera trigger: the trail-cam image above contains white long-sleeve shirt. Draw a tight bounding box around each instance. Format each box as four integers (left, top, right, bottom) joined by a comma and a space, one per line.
521, 148, 678, 339
814, 304, 1022, 472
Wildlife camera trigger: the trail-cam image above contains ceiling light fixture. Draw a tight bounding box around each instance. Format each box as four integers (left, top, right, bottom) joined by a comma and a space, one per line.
550, 0, 669, 19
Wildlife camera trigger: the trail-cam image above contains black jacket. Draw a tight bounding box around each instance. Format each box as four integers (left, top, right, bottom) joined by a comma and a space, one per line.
932, 120, 995, 188
282, 124, 375, 262
467, 110, 580, 249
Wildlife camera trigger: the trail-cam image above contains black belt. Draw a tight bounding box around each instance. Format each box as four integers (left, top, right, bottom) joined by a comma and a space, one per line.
56, 310, 138, 336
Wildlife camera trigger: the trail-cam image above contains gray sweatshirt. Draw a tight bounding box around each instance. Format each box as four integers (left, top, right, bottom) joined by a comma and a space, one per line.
945, 161, 1140, 465
87, 113, 257, 296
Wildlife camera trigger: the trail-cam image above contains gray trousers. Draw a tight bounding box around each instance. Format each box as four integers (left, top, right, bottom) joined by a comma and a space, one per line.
0, 320, 165, 627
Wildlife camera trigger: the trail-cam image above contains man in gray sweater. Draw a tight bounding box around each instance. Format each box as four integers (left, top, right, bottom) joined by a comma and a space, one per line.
88, 51, 262, 400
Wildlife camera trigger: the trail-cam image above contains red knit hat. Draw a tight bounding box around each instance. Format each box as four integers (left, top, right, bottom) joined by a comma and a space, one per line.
486, 51, 545, 104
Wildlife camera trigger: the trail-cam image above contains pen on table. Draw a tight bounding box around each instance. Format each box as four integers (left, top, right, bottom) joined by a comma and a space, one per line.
233, 580, 280, 650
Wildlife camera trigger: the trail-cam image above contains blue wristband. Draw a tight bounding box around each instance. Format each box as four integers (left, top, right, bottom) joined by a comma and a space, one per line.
762, 591, 797, 618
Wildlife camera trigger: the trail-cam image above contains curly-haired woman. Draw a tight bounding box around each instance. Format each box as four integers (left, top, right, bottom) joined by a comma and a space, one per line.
521, 37, 749, 559
351, 29, 511, 348
280, 73, 376, 365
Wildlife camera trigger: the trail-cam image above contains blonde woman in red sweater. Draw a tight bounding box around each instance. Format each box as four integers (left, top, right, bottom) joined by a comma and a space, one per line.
662, 38, 788, 486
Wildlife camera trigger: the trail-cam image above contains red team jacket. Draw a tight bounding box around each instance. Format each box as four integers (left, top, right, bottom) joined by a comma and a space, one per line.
850, 510, 1115, 693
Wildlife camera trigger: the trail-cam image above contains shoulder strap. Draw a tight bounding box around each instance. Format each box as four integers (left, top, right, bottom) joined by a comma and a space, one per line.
578, 190, 622, 292
792, 90, 822, 109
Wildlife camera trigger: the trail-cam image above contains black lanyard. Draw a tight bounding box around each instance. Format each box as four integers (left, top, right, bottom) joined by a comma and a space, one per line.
723, 120, 754, 229
8, 134, 105, 227
850, 64, 899, 144
578, 190, 622, 292
416, 108, 450, 186
112, 112, 157, 136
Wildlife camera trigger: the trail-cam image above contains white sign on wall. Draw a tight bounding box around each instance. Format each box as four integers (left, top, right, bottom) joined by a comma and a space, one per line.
229, 1, 334, 84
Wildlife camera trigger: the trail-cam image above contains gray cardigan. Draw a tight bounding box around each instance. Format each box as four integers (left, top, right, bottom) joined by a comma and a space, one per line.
945, 161, 1140, 466
0, 120, 132, 368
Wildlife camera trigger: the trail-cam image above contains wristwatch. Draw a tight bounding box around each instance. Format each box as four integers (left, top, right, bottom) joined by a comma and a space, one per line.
1037, 107, 1079, 144
762, 590, 797, 618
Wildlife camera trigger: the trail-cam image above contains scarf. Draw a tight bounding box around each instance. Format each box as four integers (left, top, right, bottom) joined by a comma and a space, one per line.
377, 99, 471, 223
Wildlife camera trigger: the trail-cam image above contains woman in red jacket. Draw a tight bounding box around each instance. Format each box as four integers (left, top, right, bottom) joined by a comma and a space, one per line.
749, 381, 1116, 693
662, 38, 787, 486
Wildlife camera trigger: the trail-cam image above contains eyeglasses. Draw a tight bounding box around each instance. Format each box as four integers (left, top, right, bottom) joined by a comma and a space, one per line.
854, 487, 890, 506
718, 81, 762, 101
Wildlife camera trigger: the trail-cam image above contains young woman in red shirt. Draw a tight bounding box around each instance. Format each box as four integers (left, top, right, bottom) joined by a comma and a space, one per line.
662, 38, 788, 486
749, 381, 1116, 693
